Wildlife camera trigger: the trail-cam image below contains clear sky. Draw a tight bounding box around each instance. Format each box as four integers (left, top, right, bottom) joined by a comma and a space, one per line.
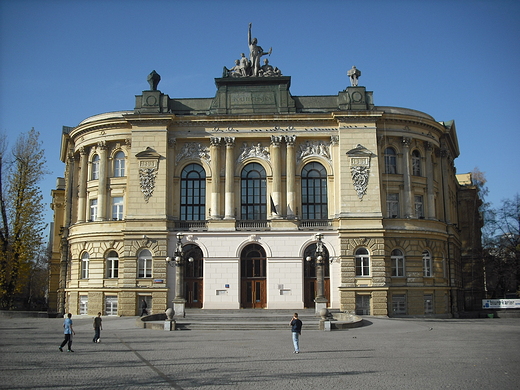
1, 0, 519, 228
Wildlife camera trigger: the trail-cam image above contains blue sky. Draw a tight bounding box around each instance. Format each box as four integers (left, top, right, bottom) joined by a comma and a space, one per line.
1, 0, 519, 228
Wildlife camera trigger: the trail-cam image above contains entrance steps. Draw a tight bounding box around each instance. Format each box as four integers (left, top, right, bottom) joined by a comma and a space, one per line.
175, 308, 320, 331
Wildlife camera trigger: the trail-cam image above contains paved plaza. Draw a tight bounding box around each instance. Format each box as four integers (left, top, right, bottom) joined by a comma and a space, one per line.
1, 314, 519, 389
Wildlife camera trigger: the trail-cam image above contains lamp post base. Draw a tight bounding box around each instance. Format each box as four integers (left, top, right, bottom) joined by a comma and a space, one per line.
314, 299, 328, 316
173, 300, 186, 318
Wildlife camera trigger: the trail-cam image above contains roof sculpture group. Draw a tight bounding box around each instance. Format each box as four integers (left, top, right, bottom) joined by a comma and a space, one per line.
223, 23, 282, 78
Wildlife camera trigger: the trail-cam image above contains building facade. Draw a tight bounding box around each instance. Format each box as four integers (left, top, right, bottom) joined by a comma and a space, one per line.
49, 64, 484, 317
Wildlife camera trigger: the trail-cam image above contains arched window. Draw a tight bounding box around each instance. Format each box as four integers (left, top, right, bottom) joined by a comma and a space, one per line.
391, 249, 405, 277
422, 250, 432, 277
106, 251, 119, 279
241, 163, 266, 220
91, 154, 100, 180
114, 151, 126, 177
301, 162, 328, 220
81, 252, 89, 279
138, 249, 152, 278
355, 248, 370, 276
180, 164, 206, 221
412, 150, 421, 176
384, 147, 397, 174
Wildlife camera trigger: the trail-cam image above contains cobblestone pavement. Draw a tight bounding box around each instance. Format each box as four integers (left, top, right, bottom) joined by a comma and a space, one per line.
1, 315, 519, 389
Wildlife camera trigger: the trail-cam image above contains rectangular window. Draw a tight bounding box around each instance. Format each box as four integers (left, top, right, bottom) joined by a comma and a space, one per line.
138, 258, 152, 278
79, 295, 88, 315
423, 253, 432, 277
415, 195, 424, 218
107, 258, 119, 278
391, 256, 405, 277
81, 258, 89, 279
112, 197, 124, 220
392, 295, 407, 315
424, 294, 434, 314
355, 256, 370, 276
105, 295, 118, 316
89, 199, 98, 221
387, 193, 399, 218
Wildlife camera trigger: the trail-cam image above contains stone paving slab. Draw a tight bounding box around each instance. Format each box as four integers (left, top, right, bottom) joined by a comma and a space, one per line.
0, 315, 519, 389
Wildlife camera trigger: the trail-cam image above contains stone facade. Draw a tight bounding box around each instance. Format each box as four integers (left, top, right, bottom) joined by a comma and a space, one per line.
48, 72, 484, 318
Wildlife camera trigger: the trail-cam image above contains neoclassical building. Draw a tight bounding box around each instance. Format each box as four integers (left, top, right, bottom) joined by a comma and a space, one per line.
49, 50, 484, 317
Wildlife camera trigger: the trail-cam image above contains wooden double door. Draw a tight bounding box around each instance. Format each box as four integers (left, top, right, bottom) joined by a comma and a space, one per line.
184, 244, 203, 309
240, 244, 267, 308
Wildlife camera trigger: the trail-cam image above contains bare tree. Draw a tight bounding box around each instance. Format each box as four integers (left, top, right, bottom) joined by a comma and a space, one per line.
483, 194, 520, 298
0, 129, 48, 309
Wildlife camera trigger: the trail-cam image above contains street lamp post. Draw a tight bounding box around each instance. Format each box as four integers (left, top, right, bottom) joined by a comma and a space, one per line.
306, 233, 328, 315
166, 232, 193, 317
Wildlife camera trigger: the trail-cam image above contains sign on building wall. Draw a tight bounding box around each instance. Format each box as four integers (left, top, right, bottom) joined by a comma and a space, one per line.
482, 299, 520, 309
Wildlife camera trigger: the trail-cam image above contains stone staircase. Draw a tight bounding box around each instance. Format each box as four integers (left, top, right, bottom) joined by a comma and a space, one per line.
174, 309, 320, 331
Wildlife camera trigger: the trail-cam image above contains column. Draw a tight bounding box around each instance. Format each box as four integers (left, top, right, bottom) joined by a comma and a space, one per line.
224, 137, 235, 219
210, 137, 221, 219
77, 147, 88, 223
440, 148, 452, 224
285, 135, 296, 219
425, 142, 435, 219
270, 136, 282, 218
401, 137, 412, 218
97, 141, 108, 221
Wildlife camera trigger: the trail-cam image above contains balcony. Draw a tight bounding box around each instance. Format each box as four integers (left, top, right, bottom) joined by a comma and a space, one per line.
174, 221, 208, 231
236, 220, 271, 231
298, 220, 333, 230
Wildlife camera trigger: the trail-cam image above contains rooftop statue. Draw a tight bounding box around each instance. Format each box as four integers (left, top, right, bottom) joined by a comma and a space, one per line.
259, 58, 281, 77
147, 70, 161, 90
248, 23, 272, 77
347, 66, 361, 87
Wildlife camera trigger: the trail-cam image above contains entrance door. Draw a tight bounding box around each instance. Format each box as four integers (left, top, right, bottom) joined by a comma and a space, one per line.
303, 243, 330, 308
183, 244, 204, 308
240, 244, 267, 309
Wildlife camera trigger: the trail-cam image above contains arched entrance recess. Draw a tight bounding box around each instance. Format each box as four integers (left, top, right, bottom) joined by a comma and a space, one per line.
303, 243, 330, 308
183, 244, 204, 308
240, 244, 267, 308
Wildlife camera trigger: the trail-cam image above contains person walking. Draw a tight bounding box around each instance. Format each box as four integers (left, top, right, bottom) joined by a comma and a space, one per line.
59, 313, 75, 352
93, 312, 102, 343
290, 312, 303, 353
140, 299, 148, 317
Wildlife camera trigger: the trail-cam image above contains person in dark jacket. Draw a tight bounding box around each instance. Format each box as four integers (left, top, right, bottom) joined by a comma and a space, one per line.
290, 313, 303, 353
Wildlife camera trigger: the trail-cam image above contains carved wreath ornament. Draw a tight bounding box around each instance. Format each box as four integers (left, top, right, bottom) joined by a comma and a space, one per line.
136, 147, 161, 203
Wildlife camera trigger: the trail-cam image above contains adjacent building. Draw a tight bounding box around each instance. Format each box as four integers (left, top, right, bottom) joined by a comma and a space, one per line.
49, 56, 484, 317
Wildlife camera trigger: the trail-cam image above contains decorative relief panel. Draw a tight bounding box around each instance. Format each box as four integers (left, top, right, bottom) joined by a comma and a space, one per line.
296, 140, 332, 162
237, 142, 270, 163
135, 147, 161, 203
346, 144, 376, 200
175, 142, 211, 163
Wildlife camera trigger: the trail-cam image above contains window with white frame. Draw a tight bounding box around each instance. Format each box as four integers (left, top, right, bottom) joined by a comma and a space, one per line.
79, 295, 88, 315
91, 154, 100, 180
412, 150, 421, 176
112, 197, 124, 220
113, 151, 126, 177
106, 251, 119, 278
391, 249, 405, 277
392, 294, 407, 315
386, 193, 399, 218
355, 294, 371, 315
424, 294, 434, 314
384, 147, 397, 174
138, 249, 153, 278
81, 252, 89, 279
423, 250, 432, 277
89, 199, 98, 221
105, 295, 118, 316
355, 248, 370, 276
414, 195, 424, 218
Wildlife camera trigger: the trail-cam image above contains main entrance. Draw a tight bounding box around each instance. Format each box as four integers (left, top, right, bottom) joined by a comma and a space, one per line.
183, 244, 203, 308
240, 244, 267, 308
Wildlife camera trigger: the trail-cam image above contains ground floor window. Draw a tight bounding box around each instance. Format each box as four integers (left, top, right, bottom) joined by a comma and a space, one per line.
105, 295, 118, 316
356, 294, 371, 315
424, 294, 434, 314
79, 295, 88, 315
392, 294, 407, 315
